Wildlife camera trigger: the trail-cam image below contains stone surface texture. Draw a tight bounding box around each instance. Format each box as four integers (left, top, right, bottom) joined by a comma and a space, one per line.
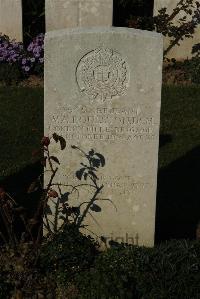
46, 0, 113, 31
154, 0, 200, 59
0, 0, 22, 41
45, 27, 163, 247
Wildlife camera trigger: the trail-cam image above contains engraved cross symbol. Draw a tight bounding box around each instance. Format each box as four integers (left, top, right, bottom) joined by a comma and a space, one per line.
94, 66, 111, 82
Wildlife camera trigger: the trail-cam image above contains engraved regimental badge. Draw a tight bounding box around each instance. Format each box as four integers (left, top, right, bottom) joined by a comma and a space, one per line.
76, 48, 130, 101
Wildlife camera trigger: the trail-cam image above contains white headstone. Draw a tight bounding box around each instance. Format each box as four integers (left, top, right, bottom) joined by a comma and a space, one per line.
45, 27, 163, 247
46, 0, 113, 31
0, 0, 22, 41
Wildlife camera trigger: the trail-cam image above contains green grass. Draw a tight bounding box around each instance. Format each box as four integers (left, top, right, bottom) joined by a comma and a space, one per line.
157, 85, 200, 241
159, 85, 200, 169
0, 87, 43, 179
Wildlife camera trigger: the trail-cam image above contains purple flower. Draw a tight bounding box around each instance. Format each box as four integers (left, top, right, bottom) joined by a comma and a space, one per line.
27, 43, 33, 51
25, 66, 30, 72
22, 58, 26, 65
0, 33, 44, 76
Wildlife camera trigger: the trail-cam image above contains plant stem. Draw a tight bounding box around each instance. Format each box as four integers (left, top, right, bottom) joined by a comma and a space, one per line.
76, 184, 104, 227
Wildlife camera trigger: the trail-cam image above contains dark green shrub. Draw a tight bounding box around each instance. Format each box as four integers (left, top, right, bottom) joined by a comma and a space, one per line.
40, 224, 98, 284
163, 58, 200, 85
76, 245, 138, 299
0, 271, 12, 299
186, 44, 200, 84
76, 240, 200, 299
187, 58, 200, 84
0, 63, 23, 85
0, 33, 44, 84
22, 0, 45, 45
135, 240, 200, 299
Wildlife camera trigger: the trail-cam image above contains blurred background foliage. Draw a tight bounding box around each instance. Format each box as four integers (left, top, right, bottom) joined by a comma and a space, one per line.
113, 0, 154, 28
22, 0, 45, 45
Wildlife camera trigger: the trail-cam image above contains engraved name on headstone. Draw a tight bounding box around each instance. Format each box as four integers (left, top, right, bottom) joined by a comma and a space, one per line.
46, 0, 113, 31
45, 27, 163, 247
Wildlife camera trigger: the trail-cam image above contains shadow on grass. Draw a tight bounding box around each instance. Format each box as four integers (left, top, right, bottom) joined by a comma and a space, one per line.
159, 134, 173, 148
0, 161, 43, 241
155, 146, 200, 243
1, 145, 199, 243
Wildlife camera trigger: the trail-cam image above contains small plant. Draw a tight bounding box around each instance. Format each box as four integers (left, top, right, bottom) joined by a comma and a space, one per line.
0, 133, 107, 245
0, 34, 24, 63
0, 33, 44, 84
166, 43, 200, 85
39, 133, 108, 235
0, 133, 107, 298
22, 33, 44, 76
0, 34, 24, 84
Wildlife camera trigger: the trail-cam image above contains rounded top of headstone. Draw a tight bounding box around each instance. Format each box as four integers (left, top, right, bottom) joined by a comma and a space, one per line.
45, 26, 163, 41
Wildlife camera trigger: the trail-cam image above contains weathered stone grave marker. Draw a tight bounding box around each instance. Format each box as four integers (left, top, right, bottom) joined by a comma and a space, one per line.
46, 0, 113, 31
45, 27, 163, 247
0, 0, 22, 41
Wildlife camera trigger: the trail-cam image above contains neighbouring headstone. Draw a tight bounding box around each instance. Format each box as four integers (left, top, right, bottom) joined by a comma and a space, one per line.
45, 27, 163, 247
45, 0, 113, 31
154, 0, 200, 59
0, 0, 22, 41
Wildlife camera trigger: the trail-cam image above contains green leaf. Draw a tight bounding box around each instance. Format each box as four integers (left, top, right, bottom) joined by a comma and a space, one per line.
76, 168, 86, 180
95, 153, 105, 167
72, 206, 80, 215
60, 192, 70, 203
58, 136, 66, 150
91, 158, 101, 168
52, 133, 59, 142
88, 171, 98, 180
84, 173, 88, 180
89, 149, 95, 156
90, 204, 101, 212
50, 156, 60, 164
52, 133, 66, 150
45, 205, 52, 215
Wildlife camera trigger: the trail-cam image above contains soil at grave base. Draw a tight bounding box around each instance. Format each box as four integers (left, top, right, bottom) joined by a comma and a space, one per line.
19, 75, 44, 87
163, 67, 192, 85
0, 75, 44, 88
162, 62, 192, 85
